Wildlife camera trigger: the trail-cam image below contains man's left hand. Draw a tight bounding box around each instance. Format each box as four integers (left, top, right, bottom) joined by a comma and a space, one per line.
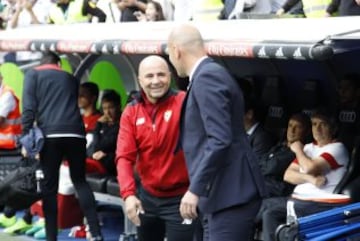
180, 190, 199, 219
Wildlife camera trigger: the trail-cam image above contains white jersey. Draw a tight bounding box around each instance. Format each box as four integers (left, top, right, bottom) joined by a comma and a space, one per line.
293, 142, 349, 198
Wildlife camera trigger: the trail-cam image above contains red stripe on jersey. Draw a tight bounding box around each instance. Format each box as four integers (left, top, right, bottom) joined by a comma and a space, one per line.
321, 152, 342, 169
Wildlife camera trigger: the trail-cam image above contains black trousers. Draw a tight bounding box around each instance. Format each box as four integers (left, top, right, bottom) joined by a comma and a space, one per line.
40, 137, 101, 241
201, 199, 261, 241
137, 186, 196, 241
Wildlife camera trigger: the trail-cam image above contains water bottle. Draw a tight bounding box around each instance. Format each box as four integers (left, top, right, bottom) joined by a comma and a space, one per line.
35, 169, 44, 193
286, 200, 297, 224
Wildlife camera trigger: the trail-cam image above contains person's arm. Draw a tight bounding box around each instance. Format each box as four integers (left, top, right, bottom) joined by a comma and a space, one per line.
24, 0, 41, 24
326, 0, 339, 15
21, 69, 38, 135
8, 3, 22, 28
83, 0, 106, 22
116, 106, 138, 199
290, 141, 330, 176
284, 162, 326, 187
277, 0, 300, 14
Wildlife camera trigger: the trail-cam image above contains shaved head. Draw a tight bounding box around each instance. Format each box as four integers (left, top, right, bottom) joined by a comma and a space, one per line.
138, 55, 170, 76
167, 24, 207, 77
138, 55, 171, 103
168, 24, 205, 54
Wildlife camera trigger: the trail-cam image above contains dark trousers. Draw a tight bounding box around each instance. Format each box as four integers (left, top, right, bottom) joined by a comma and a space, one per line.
137, 186, 196, 241
40, 137, 101, 241
262, 197, 345, 241
202, 199, 261, 241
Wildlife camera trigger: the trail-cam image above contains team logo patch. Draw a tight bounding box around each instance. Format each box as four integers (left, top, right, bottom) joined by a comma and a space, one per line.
136, 117, 145, 126
164, 110, 172, 122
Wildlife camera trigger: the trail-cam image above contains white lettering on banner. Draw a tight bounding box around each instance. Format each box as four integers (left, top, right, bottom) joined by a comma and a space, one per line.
101, 45, 108, 54
40, 43, 46, 51
293, 47, 303, 58
275, 47, 284, 58
30, 43, 36, 51
113, 45, 120, 54
258, 46, 267, 58
90, 44, 97, 53
50, 43, 56, 52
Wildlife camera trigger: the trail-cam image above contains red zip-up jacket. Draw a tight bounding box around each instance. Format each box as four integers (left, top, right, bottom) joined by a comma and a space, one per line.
116, 89, 189, 199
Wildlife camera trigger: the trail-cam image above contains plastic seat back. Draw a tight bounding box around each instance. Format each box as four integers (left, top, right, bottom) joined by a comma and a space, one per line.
334, 138, 360, 195
261, 76, 288, 141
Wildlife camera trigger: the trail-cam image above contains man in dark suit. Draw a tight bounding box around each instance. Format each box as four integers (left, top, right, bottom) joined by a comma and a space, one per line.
167, 24, 267, 241
244, 96, 276, 159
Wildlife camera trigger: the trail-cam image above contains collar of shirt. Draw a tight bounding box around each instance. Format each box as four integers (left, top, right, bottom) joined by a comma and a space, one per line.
189, 56, 208, 83
247, 122, 260, 136
142, 92, 156, 117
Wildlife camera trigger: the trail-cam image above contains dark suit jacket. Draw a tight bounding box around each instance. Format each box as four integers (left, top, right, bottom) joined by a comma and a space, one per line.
248, 124, 276, 159
181, 58, 267, 213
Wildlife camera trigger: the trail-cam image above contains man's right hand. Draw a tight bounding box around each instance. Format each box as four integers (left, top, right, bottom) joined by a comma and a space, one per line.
124, 195, 144, 226
313, 175, 327, 187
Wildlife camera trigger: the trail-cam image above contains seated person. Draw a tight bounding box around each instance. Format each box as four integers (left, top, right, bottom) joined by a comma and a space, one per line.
244, 96, 276, 159
336, 73, 360, 152
86, 90, 121, 176
255, 113, 311, 226
0, 72, 21, 150
78, 82, 101, 133
259, 113, 311, 199
262, 108, 350, 241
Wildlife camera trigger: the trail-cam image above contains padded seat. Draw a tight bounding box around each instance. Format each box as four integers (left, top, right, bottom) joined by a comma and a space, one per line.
86, 173, 109, 193
0, 155, 22, 181
261, 76, 288, 141
334, 139, 360, 195
106, 176, 120, 197
0, 148, 22, 156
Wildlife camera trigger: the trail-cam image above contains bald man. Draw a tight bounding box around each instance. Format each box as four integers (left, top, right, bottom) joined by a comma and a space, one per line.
168, 24, 267, 241
116, 55, 195, 241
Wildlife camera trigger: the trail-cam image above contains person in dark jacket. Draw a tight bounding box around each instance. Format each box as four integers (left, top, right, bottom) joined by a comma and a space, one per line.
259, 113, 312, 198
254, 113, 312, 230
21, 52, 103, 241
326, 0, 360, 16
244, 96, 276, 159
86, 89, 121, 176
116, 55, 195, 241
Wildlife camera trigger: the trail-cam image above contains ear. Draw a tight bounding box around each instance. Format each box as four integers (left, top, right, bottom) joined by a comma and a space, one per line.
174, 45, 181, 60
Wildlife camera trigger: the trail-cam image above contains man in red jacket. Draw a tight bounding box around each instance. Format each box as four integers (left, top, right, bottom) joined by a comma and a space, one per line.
116, 55, 195, 241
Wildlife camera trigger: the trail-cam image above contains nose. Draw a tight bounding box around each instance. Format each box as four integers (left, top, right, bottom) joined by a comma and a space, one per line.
152, 76, 161, 85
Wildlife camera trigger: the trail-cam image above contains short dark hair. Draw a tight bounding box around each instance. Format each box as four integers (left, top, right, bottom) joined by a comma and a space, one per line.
40, 52, 61, 65
80, 82, 99, 99
101, 89, 121, 107
290, 112, 311, 132
244, 96, 266, 122
311, 108, 338, 138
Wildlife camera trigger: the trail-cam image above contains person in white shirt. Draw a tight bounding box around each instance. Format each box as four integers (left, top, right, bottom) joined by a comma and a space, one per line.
262, 108, 350, 241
